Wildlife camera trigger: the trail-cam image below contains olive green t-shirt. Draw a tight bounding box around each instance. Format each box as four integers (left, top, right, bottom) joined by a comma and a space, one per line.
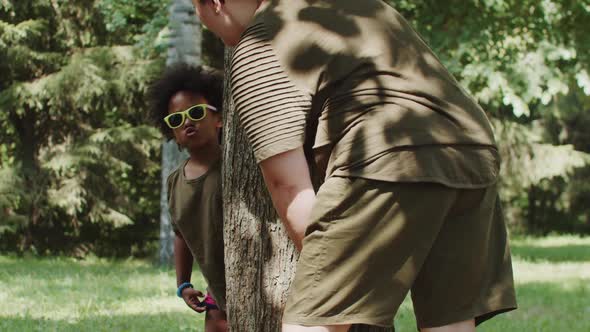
167, 159, 226, 310
230, 0, 500, 188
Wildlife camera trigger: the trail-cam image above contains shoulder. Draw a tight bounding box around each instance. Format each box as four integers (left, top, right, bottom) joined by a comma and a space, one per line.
166, 162, 184, 190
204, 159, 222, 188
200, 160, 223, 205
230, 0, 308, 71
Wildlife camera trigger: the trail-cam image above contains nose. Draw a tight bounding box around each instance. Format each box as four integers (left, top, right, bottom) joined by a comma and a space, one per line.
183, 114, 193, 126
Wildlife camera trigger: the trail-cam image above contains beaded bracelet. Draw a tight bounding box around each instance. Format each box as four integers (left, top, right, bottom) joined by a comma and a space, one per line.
176, 282, 194, 298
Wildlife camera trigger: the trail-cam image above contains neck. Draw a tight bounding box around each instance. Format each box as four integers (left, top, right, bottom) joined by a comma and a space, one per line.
187, 143, 221, 168
256, 0, 268, 13
230, 0, 267, 33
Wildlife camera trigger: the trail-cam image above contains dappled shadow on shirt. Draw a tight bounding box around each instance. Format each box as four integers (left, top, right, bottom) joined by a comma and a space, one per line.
223, 0, 497, 330
258, 0, 495, 183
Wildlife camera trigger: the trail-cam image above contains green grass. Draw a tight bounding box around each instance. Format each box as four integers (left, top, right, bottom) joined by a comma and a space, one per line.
1, 235, 589, 331
0, 256, 207, 332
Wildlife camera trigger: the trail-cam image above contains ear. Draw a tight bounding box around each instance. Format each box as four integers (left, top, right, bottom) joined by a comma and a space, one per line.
210, 111, 223, 128
213, 0, 223, 14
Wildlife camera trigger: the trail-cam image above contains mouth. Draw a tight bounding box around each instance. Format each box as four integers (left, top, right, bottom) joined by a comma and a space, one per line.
184, 127, 197, 137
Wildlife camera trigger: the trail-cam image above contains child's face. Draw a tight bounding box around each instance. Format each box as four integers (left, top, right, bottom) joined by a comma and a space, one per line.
168, 91, 221, 151
193, 0, 260, 46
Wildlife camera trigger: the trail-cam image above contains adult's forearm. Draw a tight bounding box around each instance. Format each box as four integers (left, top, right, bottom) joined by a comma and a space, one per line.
270, 183, 316, 251
259, 147, 316, 251
174, 233, 194, 286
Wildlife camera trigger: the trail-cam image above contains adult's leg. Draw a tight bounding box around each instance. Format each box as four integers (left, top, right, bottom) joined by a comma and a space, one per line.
420, 319, 475, 332
282, 178, 458, 328
411, 184, 516, 329
283, 324, 351, 332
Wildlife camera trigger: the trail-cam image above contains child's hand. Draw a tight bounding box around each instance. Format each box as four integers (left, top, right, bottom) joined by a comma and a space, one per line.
181, 288, 207, 313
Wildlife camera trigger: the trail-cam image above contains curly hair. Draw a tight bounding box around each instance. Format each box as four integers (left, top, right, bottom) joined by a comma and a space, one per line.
148, 63, 223, 139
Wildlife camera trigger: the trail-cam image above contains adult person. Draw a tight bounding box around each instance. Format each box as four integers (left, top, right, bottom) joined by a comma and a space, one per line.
192, 1, 517, 331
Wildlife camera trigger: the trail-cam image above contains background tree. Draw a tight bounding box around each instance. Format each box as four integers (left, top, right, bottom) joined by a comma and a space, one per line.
0, 0, 588, 264
0, 0, 588, 330
158, 0, 201, 266
0, 0, 168, 255
390, 0, 590, 233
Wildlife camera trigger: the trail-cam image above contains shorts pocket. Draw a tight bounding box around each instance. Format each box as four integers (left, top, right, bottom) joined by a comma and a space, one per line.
305, 176, 351, 236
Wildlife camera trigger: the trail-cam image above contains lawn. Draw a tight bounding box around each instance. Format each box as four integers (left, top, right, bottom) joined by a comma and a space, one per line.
1, 235, 589, 331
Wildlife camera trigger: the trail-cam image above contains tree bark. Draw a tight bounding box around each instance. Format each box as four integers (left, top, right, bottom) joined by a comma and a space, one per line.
13, 108, 44, 251
222, 49, 299, 331
222, 50, 393, 332
160, 140, 187, 265
165, 0, 203, 67
159, 0, 201, 266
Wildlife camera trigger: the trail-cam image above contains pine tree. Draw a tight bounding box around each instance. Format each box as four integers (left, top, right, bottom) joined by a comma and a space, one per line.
0, 0, 166, 254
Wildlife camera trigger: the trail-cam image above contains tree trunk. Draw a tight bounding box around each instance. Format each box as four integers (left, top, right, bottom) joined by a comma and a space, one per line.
222, 50, 393, 332
159, 140, 187, 265
13, 109, 44, 252
165, 0, 202, 67
159, 0, 201, 266
222, 49, 299, 331
527, 185, 537, 234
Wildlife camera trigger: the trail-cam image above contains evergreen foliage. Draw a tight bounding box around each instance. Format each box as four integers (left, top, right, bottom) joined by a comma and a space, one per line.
0, 0, 589, 255
0, 0, 168, 254
391, 0, 590, 234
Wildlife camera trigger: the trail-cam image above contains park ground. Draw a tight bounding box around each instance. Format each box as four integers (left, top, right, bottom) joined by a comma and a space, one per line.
1, 235, 589, 332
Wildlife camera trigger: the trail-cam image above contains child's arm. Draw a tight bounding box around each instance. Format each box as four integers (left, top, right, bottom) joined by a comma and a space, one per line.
174, 232, 206, 313
174, 231, 193, 286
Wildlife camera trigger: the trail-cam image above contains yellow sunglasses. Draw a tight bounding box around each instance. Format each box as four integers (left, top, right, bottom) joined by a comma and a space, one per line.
163, 104, 218, 129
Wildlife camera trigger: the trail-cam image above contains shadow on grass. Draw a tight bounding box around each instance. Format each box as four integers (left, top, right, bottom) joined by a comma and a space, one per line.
511, 243, 590, 263
0, 312, 205, 332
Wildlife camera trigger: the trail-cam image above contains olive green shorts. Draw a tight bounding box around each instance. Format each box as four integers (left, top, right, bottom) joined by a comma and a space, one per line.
282, 176, 517, 328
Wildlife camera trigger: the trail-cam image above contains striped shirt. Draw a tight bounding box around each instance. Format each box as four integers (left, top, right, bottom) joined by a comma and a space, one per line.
230, 0, 500, 188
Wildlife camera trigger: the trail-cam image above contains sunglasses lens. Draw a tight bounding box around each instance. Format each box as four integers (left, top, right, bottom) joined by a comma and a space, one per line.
167, 113, 184, 128
187, 106, 205, 120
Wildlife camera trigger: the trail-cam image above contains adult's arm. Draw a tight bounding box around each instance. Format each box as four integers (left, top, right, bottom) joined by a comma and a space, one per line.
259, 146, 315, 251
